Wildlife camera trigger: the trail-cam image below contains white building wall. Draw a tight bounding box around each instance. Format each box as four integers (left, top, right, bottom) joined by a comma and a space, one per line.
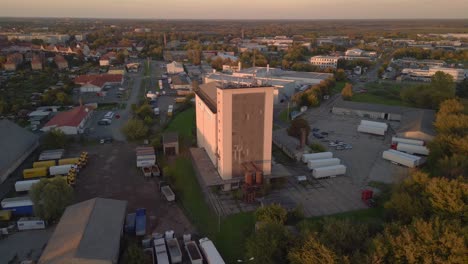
195, 95, 218, 167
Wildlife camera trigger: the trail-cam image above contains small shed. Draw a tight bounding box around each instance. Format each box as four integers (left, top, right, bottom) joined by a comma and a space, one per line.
163, 132, 179, 156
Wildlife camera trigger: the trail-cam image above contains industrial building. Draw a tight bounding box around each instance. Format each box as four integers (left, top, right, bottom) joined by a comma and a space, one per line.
195, 82, 275, 190
167, 61, 185, 74
0, 120, 39, 183
332, 100, 436, 142
310, 55, 341, 69
41, 106, 93, 135
401, 67, 465, 83
38, 198, 127, 264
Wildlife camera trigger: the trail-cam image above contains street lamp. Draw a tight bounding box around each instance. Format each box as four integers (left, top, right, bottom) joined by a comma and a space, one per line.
237, 257, 255, 262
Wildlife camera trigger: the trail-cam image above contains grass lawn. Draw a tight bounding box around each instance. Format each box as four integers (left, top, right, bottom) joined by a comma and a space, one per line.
331, 81, 346, 94
164, 107, 195, 140
351, 81, 414, 107
279, 106, 299, 123
299, 207, 385, 230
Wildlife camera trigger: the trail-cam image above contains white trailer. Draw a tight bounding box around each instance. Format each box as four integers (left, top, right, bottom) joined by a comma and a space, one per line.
301, 152, 333, 164
15, 180, 40, 192
382, 149, 421, 168
358, 124, 386, 136
397, 143, 429, 156
153, 238, 170, 264
185, 241, 203, 264
391, 137, 424, 146
166, 238, 182, 263
136, 155, 156, 168
49, 164, 73, 176
17, 217, 46, 231
312, 165, 346, 179
360, 120, 388, 131
199, 237, 225, 264
161, 186, 176, 202
307, 158, 341, 170
38, 149, 65, 161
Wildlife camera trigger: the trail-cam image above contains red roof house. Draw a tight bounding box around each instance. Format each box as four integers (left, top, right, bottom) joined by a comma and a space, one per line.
41, 106, 92, 135
75, 74, 123, 92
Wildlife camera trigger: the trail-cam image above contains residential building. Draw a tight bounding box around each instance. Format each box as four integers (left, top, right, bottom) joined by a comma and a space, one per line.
100, 52, 116, 67
4, 33, 70, 44
38, 198, 127, 264
195, 82, 275, 190
3, 53, 23, 71
54, 54, 68, 70
167, 61, 185, 74
239, 43, 268, 52
0, 120, 39, 183
344, 48, 377, 61
74, 74, 123, 92
41, 106, 93, 135
310, 55, 341, 69
401, 67, 465, 83
31, 54, 43, 70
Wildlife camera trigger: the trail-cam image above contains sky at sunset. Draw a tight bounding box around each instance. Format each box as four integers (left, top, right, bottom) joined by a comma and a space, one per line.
1, 0, 467, 19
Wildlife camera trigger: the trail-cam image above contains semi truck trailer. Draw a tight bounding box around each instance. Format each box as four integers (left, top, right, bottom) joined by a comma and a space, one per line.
301, 152, 333, 164
396, 143, 430, 156
312, 165, 347, 179
307, 158, 341, 170
382, 149, 421, 168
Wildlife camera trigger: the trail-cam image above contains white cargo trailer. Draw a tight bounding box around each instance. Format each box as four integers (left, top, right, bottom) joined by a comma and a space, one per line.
301, 152, 333, 164
307, 158, 341, 170
199, 237, 225, 264
382, 149, 421, 168
360, 120, 388, 131
391, 137, 424, 146
357, 124, 386, 136
396, 143, 429, 156
49, 164, 73, 176
185, 241, 203, 264
17, 217, 46, 231
15, 180, 40, 192
166, 238, 182, 263
153, 238, 170, 264
312, 165, 347, 179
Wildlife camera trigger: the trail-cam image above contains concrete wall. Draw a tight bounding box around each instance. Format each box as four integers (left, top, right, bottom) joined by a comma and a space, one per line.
332, 107, 402, 121
195, 95, 218, 167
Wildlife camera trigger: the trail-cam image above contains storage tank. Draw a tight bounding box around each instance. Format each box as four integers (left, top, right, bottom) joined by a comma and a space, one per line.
312, 165, 346, 179
360, 120, 388, 131
382, 149, 421, 168
23, 167, 48, 179
301, 152, 333, 163
391, 137, 424, 146
15, 179, 41, 192
357, 125, 386, 136
32, 160, 56, 169
396, 143, 429, 156
49, 165, 73, 176
58, 158, 80, 165
307, 158, 341, 170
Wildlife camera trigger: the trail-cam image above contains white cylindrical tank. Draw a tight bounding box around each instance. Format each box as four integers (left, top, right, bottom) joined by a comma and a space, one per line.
397, 143, 429, 156
49, 164, 73, 176
358, 125, 386, 136
307, 158, 341, 170
382, 149, 421, 168
15, 180, 41, 192
301, 152, 333, 163
360, 120, 388, 131
312, 165, 346, 179
391, 137, 424, 146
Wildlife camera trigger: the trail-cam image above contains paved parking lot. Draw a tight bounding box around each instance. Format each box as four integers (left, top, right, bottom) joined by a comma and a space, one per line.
0, 228, 54, 263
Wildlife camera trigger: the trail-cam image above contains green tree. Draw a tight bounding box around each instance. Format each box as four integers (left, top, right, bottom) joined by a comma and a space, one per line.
121, 119, 149, 140
341, 83, 353, 100
122, 242, 147, 264
255, 204, 288, 225
246, 223, 290, 264
287, 118, 310, 144
456, 78, 468, 98
335, 69, 346, 81
319, 218, 370, 256
42, 129, 68, 149
288, 233, 338, 264
136, 104, 153, 119
431, 71, 455, 95
30, 177, 73, 222
371, 218, 467, 264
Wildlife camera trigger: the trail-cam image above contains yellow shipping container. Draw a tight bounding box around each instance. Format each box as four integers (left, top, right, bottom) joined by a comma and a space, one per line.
58, 158, 80, 165
23, 167, 48, 179
0, 210, 12, 221
33, 160, 56, 169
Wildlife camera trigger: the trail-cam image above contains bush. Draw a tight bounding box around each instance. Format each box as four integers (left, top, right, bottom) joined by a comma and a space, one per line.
42, 129, 68, 149
121, 119, 149, 140
309, 143, 326, 153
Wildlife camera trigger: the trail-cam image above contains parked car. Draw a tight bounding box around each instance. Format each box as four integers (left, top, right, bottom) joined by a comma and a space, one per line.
313, 133, 324, 139
345, 144, 353, 150
98, 119, 112, 125
100, 137, 113, 144
320, 132, 329, 136
336, 146, 345, 150
312, 128, 320, 132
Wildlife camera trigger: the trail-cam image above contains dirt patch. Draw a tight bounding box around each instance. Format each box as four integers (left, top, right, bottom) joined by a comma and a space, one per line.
70, 142, 195, 236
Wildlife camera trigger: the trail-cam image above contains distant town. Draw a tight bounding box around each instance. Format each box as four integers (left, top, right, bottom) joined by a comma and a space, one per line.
0, 18, 466, 264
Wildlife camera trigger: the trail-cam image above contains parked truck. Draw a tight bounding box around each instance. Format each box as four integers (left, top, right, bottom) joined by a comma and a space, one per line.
135, 208, 146, 236
23, 167, 48, 179
166, 238, 182, 263
15, 179, 40, 192
301, 152, 333, 164
307, 158, 341, 170
185, 241, 203, 264
312, 165, 347, 179
360, 120, 388, 131
198, 237, 225, 264
32, 160, 56, 169
382, 149, 421, 168
391, 137, 424, 146
357, 124, 386, 136
17, 217, 46, 231
49, 164, 74, 176
396, 143, 429, 156
1, 196, 33, 216
153, 238, 170, 264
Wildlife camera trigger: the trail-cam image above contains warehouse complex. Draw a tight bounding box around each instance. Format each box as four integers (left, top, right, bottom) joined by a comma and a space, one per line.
39, 198, 127, 264
0, 120, 39, 183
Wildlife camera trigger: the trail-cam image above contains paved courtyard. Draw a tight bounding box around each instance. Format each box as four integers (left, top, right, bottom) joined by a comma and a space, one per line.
0, 228, 54, 263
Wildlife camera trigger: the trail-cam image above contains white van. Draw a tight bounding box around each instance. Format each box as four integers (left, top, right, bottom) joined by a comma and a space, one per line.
104, 111, 114, 119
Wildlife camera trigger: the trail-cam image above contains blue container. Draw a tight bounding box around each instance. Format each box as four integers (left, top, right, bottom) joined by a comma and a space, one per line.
5, 205, 34, 216
125, 213, 136, 234
135, 208, 146, 236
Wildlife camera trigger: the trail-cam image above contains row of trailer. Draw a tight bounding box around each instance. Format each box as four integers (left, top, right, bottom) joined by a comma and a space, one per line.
382, 136, 429, 167
301, 152, 347, 179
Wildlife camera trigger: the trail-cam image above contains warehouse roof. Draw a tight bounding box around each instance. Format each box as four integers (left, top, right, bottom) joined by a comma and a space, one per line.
0, 120, 39, 183
42, 106, 90, 128
39, 198, 127, 264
